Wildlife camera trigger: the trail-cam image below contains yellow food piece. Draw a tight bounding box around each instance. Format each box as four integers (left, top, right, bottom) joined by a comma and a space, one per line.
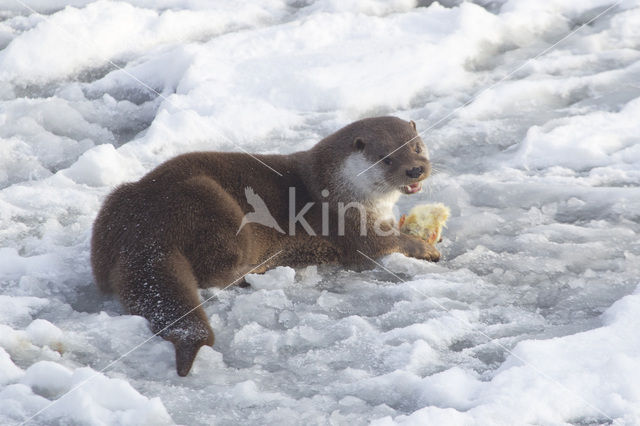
399, 203, 450, 244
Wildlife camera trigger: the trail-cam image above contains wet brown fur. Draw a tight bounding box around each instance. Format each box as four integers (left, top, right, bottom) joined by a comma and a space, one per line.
91, 116, 438, 376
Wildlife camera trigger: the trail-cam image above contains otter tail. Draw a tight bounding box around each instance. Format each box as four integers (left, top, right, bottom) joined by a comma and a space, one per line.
115, 249, 214, 377
157, 312, 214, 377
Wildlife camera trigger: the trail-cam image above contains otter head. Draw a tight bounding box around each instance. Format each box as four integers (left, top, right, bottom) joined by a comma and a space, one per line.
338, 117, 431, 200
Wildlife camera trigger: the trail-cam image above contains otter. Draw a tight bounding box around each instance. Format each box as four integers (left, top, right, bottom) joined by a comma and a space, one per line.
91, 116, 439, 376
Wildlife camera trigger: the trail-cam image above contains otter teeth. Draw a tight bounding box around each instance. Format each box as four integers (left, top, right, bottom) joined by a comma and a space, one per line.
404, 182, 422, 194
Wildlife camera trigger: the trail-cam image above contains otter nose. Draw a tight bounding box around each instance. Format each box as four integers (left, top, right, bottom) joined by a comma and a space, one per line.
406, 166, 423, 179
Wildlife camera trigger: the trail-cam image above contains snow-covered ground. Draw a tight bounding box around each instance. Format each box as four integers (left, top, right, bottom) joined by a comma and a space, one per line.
1, 0, 640, 424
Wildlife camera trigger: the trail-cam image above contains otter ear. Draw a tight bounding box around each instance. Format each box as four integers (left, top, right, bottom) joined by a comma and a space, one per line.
353, 137, 366, 151
410, 120, 417, 131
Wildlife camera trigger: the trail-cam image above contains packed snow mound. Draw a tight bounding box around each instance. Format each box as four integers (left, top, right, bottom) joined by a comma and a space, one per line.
1, 0, 640, 425
374, 286, 640, 424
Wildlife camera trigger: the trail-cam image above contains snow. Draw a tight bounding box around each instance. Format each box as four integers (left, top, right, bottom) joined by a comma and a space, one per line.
1, 0, 640, 425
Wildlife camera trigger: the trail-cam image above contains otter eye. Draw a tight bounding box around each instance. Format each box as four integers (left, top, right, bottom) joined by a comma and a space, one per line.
415, 145, 422, 154
383, 157, 392, 165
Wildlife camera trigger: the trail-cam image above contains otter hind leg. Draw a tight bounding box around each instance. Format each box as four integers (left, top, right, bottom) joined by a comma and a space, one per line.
178, 175, 259, 287
114, 249, 214, 377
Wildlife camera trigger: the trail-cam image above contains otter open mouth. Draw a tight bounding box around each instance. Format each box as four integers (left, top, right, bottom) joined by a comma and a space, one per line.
401, 182, 422, 194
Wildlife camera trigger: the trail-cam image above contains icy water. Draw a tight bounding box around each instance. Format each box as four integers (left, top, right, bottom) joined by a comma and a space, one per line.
1, 0, 640, 424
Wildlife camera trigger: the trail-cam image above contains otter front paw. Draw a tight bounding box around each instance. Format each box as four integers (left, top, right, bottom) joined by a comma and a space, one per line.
422, 242, 441, 262
400, 235, 441, 262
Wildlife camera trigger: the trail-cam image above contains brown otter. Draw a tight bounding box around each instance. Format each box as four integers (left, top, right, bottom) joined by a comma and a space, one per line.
91, 116, 439, 376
